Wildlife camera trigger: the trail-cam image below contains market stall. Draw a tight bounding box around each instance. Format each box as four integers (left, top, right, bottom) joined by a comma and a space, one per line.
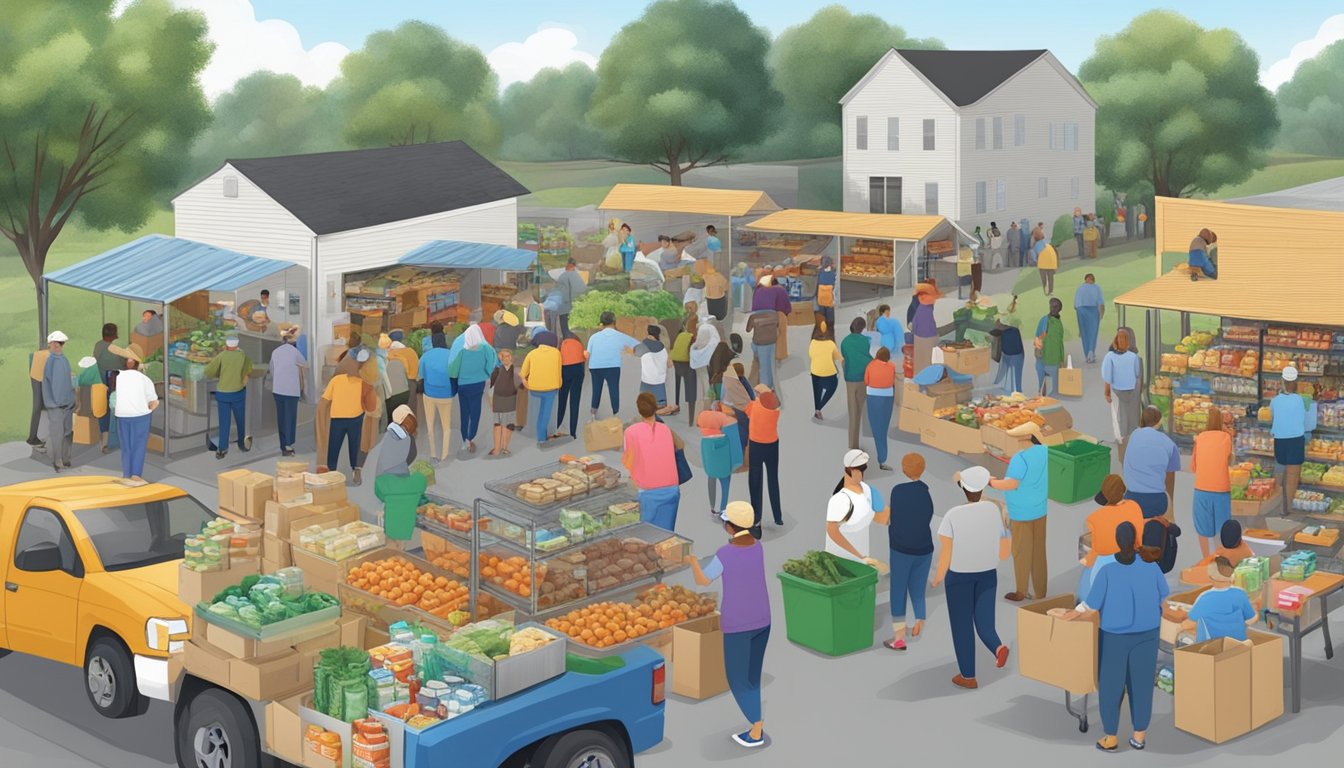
42, 235, 311, 456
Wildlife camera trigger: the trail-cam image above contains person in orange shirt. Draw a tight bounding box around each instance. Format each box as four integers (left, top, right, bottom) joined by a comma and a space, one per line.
745, 389, 782, 536
555, 331, 588, 440
1190, 409, 1234, 557
1077, 475, 1145, 600
1196, 520, 1254, 567
863, 347, 898, 470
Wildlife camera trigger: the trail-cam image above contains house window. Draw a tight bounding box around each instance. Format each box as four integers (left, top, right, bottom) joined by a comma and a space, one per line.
975, 181, 987, 215
975, 119, 985, 150
924, 182, 938, 215
923, 119, 935, 150
996, 179, 1006, 211
1014, 114, 1026, 146
886, 117, 899, 151
1071, 176, 1080, 200
1047, 122, 1055, 150
1064, 122, 1078, 151
223, 176, 238, 198
1038, 177, 1049, 198
992, 117, 1004, 150
869, 176, 903, 214
856, 116, 868, 150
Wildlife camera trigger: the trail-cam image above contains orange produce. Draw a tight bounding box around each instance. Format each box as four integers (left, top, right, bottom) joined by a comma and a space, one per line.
543, 588, 718, 649
346, 556, 469, 616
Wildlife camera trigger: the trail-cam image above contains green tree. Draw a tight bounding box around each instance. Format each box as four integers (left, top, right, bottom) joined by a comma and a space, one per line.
0, 0, 211, 342
763, 5, 942, 159
339, 21, 500, 153
499, 63, 604, 161
189, 72, 346, 179
1079, 11, 1278, 231
589, 0, 779, 184
1276, 39, 1344, 156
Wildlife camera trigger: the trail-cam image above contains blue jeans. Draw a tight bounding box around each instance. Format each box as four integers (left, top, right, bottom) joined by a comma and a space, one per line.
1038, 363, 1059, 395
273, 393, 299, 450
997, 353, 1025, 394
532, 390, 557, 444
723, 625, 770, 724
457, 381, 485, 441
118, 413, 152, 478
945, 569, 1001, 679
752, 342, 776, 390
889, 550, 932, 621
640, 381, 667, 406
1098, 629, 1159, 736
590, 367, 620, 414
214, 389, 246, 449
1076, 307, 1100, 361
1125, 490, 1169, 519
638, 485, 681, 531
707, 474, 731, 511
866, 394, 894, 465
811, 373, 838, 412
621, 250, 635, 272
327, 415, 362, 472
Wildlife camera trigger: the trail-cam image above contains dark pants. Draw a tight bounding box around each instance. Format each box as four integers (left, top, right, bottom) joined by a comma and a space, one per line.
557, 363, 585, 437
707, 296, 728, 321
215, 389, 246, 450
816, 305, 834, 333
273, 393, 299, 450
811, 373, 839, 412
723, 625, 770, 724
1125, 490, 1169, 519
945, 569, 1002, 679
590, 367, 620, 414
672, 361, 697, 408
557, 313, 571, 339
1099, 629, 1159, 736
328, 415, 362, 472
748, 439, 782, 532
28, 378, 43, 443
458, 381, 485, 441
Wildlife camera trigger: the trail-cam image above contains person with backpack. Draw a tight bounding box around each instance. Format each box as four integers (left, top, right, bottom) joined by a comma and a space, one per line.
824, 450, 887, 566
814, 255, 837, 332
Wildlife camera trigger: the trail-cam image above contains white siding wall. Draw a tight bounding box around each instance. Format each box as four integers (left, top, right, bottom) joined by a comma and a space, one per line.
173, 164, 315, 265
842, 56, 957, 216
957, 57, 1096, 242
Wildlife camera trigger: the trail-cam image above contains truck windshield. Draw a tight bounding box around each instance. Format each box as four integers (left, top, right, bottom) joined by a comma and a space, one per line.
74, 495, 216, 572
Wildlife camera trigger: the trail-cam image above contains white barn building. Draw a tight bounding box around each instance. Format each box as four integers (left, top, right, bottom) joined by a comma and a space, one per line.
841, 49, 1096, 241
174, 141, 529, 350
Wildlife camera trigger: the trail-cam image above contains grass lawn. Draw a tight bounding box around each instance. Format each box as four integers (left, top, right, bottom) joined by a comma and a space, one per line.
1208, 155, 1344, 199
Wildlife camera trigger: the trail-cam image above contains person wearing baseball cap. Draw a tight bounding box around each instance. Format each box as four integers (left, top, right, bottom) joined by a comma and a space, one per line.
825, 449, 887, 566
684, 500, 771, 749
992, 421, 1052, 602
268, 323, 307, 456
205, 335, 254, 459
932, 465, 1011, 690
41, 330, 77, 470
1270, 365, 1315, 512
374, 403, 425, 547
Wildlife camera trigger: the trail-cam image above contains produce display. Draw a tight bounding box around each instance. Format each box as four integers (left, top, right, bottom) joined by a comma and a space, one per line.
782, 551, 851, 585
295, 520, 385, 561
344, 555, 470, 618
840, 240, 894, 279
1173, 331, 1216, 354
1262, 350, 1326, 375
1231, 477, 1277, 502
1266, 326, 1334, 351
418, 499, 481, 534
568, 289, 685, 328
976, 393, 1047, 430
1151, 375, 1173, 397
1187, 347, 1259, 378
1235, 427, 1274, 456
314, 646, 372, 722
1160, 353, 1189, 374
175, 321, 232, 363
1171, 395, 1239, 436
1229, 461, 1273, 488
1306, 439, 1344, 462
199, 572, 337, 629
1293, 490, 1337, 514
544, 585, 718, 649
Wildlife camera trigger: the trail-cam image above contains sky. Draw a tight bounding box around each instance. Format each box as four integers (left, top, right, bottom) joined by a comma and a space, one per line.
119, 0, 1344, 98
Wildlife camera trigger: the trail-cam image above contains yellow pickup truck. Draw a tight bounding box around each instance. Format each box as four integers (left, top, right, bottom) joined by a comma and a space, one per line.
0, 476, 210, 718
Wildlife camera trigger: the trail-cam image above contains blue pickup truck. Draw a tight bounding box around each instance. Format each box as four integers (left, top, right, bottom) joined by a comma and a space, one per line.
173, 646, 667, 768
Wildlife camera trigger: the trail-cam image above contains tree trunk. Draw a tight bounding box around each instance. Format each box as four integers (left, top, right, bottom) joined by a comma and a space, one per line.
34, 278, 48, 349
668, 161, 683, 186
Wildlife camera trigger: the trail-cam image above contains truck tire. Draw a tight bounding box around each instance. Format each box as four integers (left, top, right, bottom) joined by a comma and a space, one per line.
176, 688, 262, 768
532, 729, 630, 768
84, 636, 145, 719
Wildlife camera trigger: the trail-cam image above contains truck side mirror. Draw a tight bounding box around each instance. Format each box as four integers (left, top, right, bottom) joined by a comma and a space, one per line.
16, 542, 64, 573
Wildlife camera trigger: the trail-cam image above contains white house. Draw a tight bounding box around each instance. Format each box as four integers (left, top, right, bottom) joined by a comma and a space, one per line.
841, 49, 1097, 244
174, 141, 528, 349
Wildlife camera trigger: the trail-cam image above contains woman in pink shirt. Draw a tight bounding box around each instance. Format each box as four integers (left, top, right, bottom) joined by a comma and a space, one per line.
624, 392, 685, 530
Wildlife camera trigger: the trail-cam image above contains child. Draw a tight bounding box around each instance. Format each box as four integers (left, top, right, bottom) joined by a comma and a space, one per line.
488, 348, 522, 456
1174, 557, 1256, 642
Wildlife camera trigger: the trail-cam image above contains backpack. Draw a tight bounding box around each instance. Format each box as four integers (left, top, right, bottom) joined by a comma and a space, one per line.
1143, 518, 1181, 574
816, 283, 835, 308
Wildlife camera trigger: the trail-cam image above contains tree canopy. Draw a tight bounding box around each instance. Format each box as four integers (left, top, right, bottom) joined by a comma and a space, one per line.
499, 63, 604, 161
1276, 39, 1344, 157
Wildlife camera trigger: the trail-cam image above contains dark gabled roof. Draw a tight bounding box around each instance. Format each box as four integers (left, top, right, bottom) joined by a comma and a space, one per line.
225, 141, 530, 236
895, 49, 1048, 106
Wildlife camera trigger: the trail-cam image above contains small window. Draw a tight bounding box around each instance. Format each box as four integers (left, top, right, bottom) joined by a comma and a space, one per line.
923, 119, 935, 150
992, 117, 1004, 150
1014, 114, 1026, 146
975, 181, 987, 215
886, 117, 899, 151
222, 176, 238, 198
975, 119, 986, 150
996, 179, 1006, 211
15, 507, 80, 576
869, 177, 884, 214
1071, 176, 1080, 200
885, 177, 903, 214
1064, 122, 1078, 151
1047, 122, 1056, 150
856, 116, 868, 150
1038, 177, 1049, 198
924, 183, 938, 215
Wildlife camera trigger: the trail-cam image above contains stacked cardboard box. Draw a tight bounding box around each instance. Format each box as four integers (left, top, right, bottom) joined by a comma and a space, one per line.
186, 613, 366, 703
218, 469, 275, 520
898, 381, 982, 455
261, 471, 360, 580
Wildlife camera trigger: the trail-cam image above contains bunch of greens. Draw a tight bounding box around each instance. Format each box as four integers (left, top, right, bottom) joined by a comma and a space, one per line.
624, 290, 684, 321
444, 619, 514, 659
568, 291, 636, 330
409, 460, 436, 486
406, 328, 430, 356
314, 646, 370, 720
202, 574, 337, 629
782, 551, 848, 586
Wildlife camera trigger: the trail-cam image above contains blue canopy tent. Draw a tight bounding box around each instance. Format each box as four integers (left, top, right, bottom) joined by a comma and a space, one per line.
43, 235, 306, 456
395, 240, 538, 322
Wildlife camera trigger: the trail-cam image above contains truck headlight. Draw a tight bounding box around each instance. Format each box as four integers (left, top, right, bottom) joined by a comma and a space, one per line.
146, 617, 190, 653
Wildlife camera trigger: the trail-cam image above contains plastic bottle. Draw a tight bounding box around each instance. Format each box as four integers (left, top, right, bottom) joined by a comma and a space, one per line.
419, 634, 440, 682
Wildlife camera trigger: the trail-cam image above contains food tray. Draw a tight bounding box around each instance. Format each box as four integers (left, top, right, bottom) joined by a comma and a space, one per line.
561, 627, 671, 658
335, 549, 472, 625
485, 461, 626, 513
192, 602, 340, 641
433, 622, 566, 700
416, 494, 478, 542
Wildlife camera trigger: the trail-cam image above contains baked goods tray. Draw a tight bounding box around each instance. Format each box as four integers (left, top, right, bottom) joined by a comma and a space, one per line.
484, 461, 627, 513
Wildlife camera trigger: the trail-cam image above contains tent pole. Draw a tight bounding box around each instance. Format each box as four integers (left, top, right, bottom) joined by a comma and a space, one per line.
41, 277, 49, 342
162, 302, 170, 457
726, 217, 734, 325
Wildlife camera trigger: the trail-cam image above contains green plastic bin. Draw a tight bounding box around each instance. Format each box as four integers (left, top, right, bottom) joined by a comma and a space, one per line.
1048, 439, 1112, 504
777, 554, 878, 656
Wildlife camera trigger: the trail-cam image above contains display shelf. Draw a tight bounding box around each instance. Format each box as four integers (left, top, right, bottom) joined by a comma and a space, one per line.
838, 273, 896, 287
1182, 369, 1260, 382
484, 461, 626, 513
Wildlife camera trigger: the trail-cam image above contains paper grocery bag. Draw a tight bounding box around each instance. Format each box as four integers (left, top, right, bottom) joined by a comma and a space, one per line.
584, 417, 624, 453
1058, 366, 1083, 397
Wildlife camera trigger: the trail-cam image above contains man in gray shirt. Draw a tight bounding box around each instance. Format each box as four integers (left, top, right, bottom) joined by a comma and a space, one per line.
551, 257, 587, 338
745, 310, 781, 393
268, 326, 307, 456
42, 330, 76, 471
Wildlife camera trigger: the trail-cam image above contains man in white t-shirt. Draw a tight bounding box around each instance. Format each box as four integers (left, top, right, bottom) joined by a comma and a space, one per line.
109, 342, 160, 483
931, 465, 1011, 690
825, 449, 888, 563
635, 325, 671, 410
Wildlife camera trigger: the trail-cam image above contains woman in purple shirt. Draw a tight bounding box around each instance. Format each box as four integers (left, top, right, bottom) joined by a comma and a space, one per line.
750, 273, 793, 315
686, 500, 771, 749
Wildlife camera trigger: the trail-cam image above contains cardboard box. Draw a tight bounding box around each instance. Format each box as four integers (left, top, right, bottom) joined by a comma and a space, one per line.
1174, 637, 1252, 744
299, 697, 353, 768
364, 624, 390, 650
290, 547, 352, 596
275, 474, 306, 503
941, 344, 990, 376
179, 559, 259, 606
1016, 595, 1098, 695
339, 615, 367, 649
670, 614, 728, 700
288, 506, 360, 543
263, 533, 293, 568
217, 469, 252, 513
203, 620, 338, 660
265, 498, 319, 538
183, 640, 232, 687
230, 651, 309, 701
1161, 585, 1211, 646
73, 415, 98, 445
1039, 429, 1093, 447
332, 323, 355, 343
132, 331, 164, 359
897, 406, 931, 435
1246, 629, 1284, 729
920, 417, 984, 455
265, 694, 307, 765
902, 381, 971, 415
644, 632, 673, 663
304, 472, 348, 506
237, 473, 274, 519
980, 423, 1031, 457
1058, 367, 1083, 397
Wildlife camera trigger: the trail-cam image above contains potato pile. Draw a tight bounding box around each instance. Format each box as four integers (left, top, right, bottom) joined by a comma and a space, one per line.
581, 537, 660, 592
544, 586, 718, 649
345, 556, 469, 617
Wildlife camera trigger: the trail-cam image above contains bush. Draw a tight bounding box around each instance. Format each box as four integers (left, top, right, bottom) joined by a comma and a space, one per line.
1051, 214, 1074, 248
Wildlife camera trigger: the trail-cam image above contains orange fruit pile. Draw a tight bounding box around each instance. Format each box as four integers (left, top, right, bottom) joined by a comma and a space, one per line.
544, 586, 718, 649
345, 556, 468, 617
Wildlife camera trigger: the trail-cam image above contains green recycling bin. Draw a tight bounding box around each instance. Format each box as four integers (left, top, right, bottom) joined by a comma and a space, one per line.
1048, 439, 1113, 504
777, 554, 878, 656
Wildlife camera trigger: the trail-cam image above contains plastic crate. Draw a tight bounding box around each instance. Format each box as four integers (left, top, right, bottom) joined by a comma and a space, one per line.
777, 554, 878, 656
1048, 440, 1113, 504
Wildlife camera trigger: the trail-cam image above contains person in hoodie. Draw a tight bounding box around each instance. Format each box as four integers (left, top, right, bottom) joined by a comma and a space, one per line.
635, 325, 672, 411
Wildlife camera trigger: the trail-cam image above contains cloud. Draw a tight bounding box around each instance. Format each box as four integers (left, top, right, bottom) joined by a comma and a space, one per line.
117, 0, 348, 99
487, 26, 598, 90
1261, 14, 1344, 91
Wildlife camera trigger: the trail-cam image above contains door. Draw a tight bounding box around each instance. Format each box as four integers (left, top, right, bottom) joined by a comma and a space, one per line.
4, 506, 82, 663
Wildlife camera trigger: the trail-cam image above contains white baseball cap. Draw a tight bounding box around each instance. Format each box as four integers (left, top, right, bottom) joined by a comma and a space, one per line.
958, 465, 991, 493
47, 330, 68, 343
78, 356, 97, 369
720, 500, 755, 529
225, 336, 240, 348
355, 348, 371, 363
843, 449, 870, 469
1282, 366, 1298, 382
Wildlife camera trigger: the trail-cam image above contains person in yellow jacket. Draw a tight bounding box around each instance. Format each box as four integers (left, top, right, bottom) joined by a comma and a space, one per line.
1033, 239, 1059, 296
520, 329, 562, 449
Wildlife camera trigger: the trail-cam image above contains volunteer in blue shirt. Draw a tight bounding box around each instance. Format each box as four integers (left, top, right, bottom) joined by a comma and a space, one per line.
1066, 521, 1167, 753
1178, 557, 1256, 642
1121, 406, 1180, 519
704, 224, 722, 258
586, 311, 639, 417
1102, 331, 1142, 461
874, 303, 902, 357
990, 424, 1050, 602
1073, 273, 1104, 364
1270, 366, 1315, 515
419, 334, 456, 462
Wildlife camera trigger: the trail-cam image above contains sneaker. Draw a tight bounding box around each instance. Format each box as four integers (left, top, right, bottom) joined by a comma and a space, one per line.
1003, 592, 1026, 602
216, 451, 227, 460
883, 639, 907, 651
952, 675, 978, 689
995, 645, 1010, 668
731, 731, 765, 749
